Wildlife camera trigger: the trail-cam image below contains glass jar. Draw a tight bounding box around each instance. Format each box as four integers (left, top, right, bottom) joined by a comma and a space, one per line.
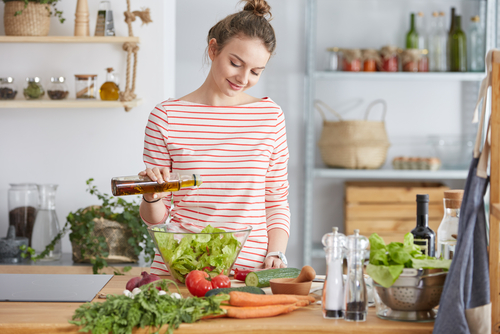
379, 46, 399, 72
401, 49, 421, 72
75, 74, 97, 99
326, 47, 341, 71
341, 49, 361, 72
361, 49, 380, 72
47, 77, 69, 100
0, 77, 18, 100
31, 184, 62, 261
23, 77, 45, 100
437, 190, 463, 259
8, 184, 38, 246
418, 49, 429, 72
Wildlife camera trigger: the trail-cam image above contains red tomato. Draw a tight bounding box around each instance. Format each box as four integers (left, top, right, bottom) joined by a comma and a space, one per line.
185, 270, 213, 297
211, 274, 231, 289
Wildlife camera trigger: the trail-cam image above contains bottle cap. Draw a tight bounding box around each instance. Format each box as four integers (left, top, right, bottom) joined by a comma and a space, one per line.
439, 12, 445, 16
432, 12, 438, 17
106, 67, 114, 73
444, 190, 463, 209
418, 12, 424, 17
471, 15, 480, 22
416, 194, 429, 202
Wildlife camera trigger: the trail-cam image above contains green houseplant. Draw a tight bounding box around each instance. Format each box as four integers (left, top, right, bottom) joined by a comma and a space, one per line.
22, 178, 156, 274
2, 0, 65, 36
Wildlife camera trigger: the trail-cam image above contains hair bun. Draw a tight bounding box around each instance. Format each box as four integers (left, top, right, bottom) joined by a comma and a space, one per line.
242, 0, 272, 18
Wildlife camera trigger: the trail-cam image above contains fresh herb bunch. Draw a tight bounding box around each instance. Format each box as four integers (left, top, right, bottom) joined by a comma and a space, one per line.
70, 279, 229, 334
21, 178, 156, 274
2, 0, 65, 23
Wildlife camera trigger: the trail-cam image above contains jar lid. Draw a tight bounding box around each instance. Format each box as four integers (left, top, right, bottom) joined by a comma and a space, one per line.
51, 76, 66, 83
74, 74, 97, 79
326, 47, 340, 52
26, 77, 40, 83
0, 77, 14, 83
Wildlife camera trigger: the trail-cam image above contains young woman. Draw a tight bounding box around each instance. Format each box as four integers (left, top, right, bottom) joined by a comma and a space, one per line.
139, 0, 290, 275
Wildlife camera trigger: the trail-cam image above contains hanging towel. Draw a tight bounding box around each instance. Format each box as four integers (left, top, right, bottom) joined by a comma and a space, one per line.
432, 50, 495, 334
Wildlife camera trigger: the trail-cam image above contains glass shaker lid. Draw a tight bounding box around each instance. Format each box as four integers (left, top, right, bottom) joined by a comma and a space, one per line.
51, 76, 65, 83
322, 227, 346, 248
346, 229, 369, 250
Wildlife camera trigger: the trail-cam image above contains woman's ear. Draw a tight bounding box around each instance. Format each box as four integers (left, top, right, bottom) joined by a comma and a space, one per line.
208, 38, 218, 61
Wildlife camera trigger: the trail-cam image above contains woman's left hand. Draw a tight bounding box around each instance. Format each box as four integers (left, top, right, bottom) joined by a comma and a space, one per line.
264, 256, 286, 269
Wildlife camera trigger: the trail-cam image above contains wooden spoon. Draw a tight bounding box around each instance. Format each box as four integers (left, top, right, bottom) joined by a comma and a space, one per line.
291, 265, 316, 283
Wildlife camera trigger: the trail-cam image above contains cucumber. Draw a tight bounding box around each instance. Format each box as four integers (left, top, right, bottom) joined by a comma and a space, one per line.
245, 268, 301, 288
204, 286, 265, 297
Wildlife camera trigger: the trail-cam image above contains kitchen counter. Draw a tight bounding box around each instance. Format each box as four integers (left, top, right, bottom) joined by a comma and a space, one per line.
0, 266, 435, 334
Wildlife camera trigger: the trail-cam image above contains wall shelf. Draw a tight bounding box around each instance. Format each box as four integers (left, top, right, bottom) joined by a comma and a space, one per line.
314, 168, 469, 180
0, 98, 142, 109
315, 71, 486, 81
0, 36, 139, 43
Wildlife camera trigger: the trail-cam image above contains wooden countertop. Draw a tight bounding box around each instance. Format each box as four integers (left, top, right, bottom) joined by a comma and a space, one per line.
0, 268, 435, 334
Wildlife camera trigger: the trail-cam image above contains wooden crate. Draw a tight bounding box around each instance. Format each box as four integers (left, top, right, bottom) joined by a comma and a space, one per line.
345, 181, 449, 245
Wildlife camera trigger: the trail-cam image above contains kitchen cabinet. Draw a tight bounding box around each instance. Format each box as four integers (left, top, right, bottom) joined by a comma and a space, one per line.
303, 0, 496, 265
0, 36, 142, 110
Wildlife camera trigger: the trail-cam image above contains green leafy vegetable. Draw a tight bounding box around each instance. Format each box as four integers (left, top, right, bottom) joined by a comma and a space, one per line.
366, 233, 452, 288
153, 225, 241, 283
70, 279, 229, 334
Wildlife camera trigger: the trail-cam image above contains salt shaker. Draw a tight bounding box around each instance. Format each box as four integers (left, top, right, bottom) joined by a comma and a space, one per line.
344, 229, 369, 322
321, 227, 346, 319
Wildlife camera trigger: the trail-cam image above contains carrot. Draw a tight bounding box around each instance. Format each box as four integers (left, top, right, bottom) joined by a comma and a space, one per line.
295, 300, 310, 307
201, 313, 228, 320
221, 304, 298, 319
280, 294, 316, 303
229, 291, 299, 307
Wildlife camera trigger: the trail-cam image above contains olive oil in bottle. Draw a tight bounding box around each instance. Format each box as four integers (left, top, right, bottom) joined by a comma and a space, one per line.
111, 173, 203, 196
411, 194, 436, 257
99, 67, 119, 101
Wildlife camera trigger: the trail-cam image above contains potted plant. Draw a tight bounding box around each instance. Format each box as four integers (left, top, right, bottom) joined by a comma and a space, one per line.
22, 178, 156, 274
2, 0, 65, 36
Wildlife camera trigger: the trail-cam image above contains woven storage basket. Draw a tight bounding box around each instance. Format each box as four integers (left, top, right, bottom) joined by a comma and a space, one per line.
71, 206, 138, 263
316, 99, 390, 169
4, 1, 51, 36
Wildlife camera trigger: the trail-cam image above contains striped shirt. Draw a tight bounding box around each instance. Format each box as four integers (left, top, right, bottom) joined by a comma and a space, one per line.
141, 97, 290, 275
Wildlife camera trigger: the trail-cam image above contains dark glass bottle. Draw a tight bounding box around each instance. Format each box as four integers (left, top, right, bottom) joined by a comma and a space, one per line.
406, 13, 419, 49
447, 7, 456, 71
449, 15, 467, 72
411, 194, 436, 257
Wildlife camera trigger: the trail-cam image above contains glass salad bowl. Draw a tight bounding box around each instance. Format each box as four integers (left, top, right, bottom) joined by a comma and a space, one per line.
147, 223, 252, 283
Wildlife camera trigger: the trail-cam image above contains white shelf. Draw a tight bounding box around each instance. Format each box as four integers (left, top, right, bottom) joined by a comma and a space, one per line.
314, 71, 486, 81
314, 168, 469, 180
0, 98, 142, 109
0, 36, 139, 43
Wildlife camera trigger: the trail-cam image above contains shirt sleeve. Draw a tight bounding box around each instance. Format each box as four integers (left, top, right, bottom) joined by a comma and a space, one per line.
265, 106, 291, 236
142, 103, 172, 224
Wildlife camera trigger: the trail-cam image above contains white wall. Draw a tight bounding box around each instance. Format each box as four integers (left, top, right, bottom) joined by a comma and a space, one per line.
0, 0, 175, 254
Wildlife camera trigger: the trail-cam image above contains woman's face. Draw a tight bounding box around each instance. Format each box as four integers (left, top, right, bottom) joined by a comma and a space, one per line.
208, 35, 270, 98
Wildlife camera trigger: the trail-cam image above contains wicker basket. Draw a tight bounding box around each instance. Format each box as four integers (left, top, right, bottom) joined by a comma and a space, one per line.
71, 207, 138, 263
316, 99, 390, 169
4, 1, 51, 36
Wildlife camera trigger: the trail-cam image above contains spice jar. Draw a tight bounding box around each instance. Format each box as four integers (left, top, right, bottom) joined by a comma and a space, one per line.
0, 77, 18, 100
401, 49, 422, 72
326, 47, 341, 71
47, 77, 69, 100
23, 77, 44, 100
75, 74, 97, 99
361, 49, 380, 72
379, 46, 399, 72
341, 49, 361, 72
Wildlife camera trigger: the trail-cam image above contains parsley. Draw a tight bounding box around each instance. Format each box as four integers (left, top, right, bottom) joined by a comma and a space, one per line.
69, 279, 229, 334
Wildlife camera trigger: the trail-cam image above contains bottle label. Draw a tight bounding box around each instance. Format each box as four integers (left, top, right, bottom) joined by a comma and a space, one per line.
414, 238, 429, 255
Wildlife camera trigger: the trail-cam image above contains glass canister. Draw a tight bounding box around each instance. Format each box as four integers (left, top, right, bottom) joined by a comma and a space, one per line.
23, 77, 45, 100
401, 49, 421, 72
344, 229, 369, 322
322, 227, 346, 319
75, 74, 97, 99
341, 49, 361, 72
361, 49, 380, 72
436, 190, 463, 259
8, 184, 38, 246
379, 46, 399, 72
31, 184, 62, 261
47, 76, 69, 100
0, 77, 18, 100
326, 47, 341, 71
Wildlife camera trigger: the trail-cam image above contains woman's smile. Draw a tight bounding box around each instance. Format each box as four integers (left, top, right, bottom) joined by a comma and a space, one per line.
227, 79, 244, 91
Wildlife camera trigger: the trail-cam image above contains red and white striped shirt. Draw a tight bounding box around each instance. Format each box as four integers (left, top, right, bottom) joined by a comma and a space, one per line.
141, 97, 290, 275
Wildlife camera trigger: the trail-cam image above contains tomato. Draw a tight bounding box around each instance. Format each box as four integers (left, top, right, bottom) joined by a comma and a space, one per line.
211, 274, 231, 289
185, 270, 213, 297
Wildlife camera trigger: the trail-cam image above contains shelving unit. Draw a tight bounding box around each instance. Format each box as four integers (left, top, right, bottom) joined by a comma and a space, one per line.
0, 36, 139, 43
303, 0, 496, 266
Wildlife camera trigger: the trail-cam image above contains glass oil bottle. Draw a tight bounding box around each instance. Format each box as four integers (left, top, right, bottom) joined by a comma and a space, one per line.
111, 173, 203, 196
344, 229, 369, 322
99, 67, 119, 101
322, 227, 346, 319
437, 190, 463, 259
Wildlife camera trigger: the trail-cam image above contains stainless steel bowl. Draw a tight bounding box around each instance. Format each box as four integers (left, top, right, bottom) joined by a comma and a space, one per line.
374, 268, 447, 322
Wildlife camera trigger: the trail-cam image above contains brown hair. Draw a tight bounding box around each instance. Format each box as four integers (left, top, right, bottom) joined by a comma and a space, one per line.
207, 0, 276, 56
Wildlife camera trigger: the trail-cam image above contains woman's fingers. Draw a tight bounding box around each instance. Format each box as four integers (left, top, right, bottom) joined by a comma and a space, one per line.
264, 256, 285, 269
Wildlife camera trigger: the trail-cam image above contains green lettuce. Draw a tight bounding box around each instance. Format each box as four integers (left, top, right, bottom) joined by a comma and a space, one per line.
153, 225, 241, 283
366, 232, 452, 288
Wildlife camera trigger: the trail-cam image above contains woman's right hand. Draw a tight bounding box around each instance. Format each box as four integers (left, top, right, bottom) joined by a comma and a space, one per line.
139, 167, 171, 202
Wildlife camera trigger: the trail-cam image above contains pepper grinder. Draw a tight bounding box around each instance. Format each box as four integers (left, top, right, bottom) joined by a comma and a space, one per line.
321, 227, 346, 319
344, 229, 369, 322
74, 0, 90, 36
